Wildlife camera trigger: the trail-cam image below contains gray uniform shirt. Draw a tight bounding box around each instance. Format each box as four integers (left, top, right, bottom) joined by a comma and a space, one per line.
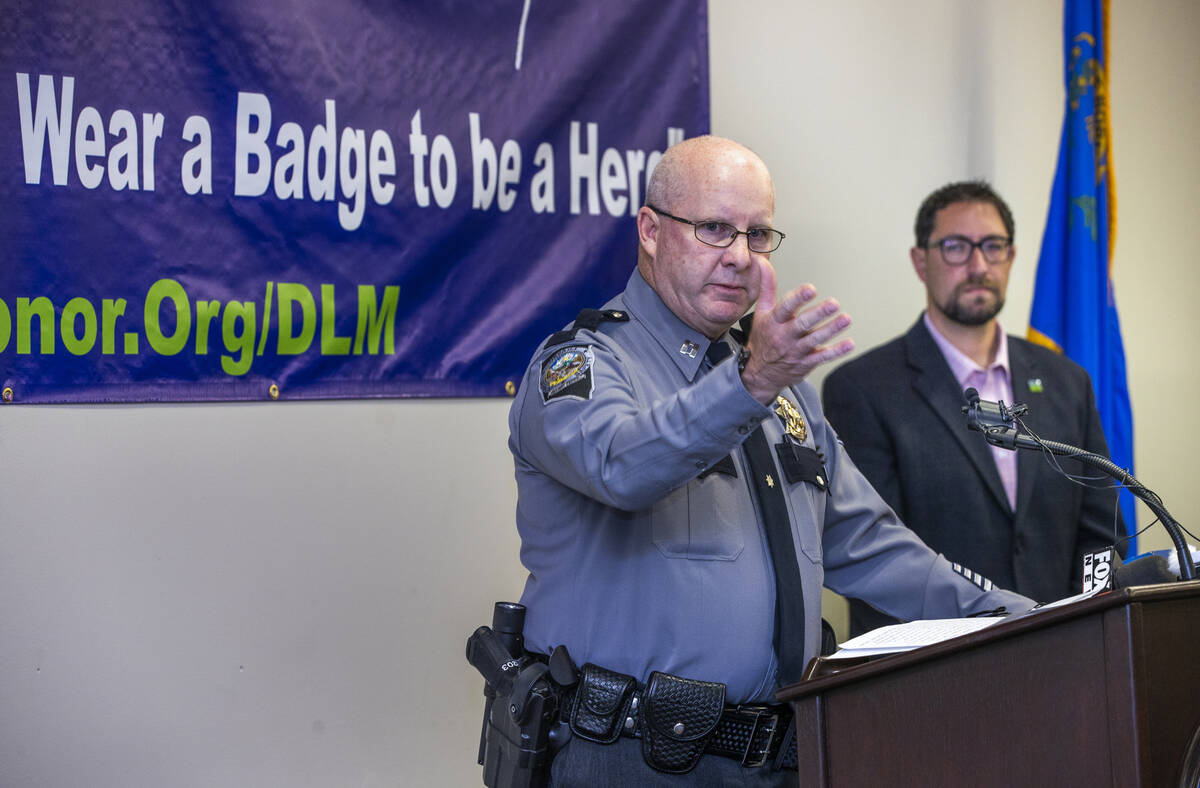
510, 270, 1032, 702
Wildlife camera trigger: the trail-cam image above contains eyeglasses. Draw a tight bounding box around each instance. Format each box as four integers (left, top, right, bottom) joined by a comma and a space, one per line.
928, 235, 1013, 265
647, 204, 785, 253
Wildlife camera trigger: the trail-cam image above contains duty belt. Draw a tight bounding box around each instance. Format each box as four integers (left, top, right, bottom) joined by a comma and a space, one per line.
566, 663, 798, 773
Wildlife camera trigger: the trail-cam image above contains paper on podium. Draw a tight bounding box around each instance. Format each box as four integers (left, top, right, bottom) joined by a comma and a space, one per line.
828, 586, 1109, 659
829, 617, 1005, 659
1027, 586, 1103, 611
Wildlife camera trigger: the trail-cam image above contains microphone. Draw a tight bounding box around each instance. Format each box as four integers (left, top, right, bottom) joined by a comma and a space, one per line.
1115, 554, 1177, 588
1082, 546, 1178, 592
960, 387, 1036, 450
961, 388, 1196, 581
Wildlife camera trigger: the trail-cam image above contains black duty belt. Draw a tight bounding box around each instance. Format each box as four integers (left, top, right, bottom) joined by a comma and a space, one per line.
702, 703, 798, 769
566, 663, 798, 773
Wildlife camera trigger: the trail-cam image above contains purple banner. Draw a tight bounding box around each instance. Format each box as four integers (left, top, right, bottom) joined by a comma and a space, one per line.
0, 0, 709, 402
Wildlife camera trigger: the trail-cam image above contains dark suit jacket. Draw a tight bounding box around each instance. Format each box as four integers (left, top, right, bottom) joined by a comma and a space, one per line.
822, 316, 1124, 635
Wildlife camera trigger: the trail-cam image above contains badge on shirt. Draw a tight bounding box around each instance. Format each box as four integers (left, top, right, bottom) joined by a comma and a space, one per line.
541, 345, 595, 403
774, 396, 807, 443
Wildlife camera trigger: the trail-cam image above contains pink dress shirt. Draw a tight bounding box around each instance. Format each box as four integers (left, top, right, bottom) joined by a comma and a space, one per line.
923, 312, 1017, 511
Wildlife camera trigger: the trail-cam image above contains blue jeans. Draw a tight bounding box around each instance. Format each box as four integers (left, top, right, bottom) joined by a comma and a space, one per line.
548, 735, 796, 787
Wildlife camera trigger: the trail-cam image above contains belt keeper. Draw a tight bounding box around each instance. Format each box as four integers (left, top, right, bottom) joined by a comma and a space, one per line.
772, 713, 798, 771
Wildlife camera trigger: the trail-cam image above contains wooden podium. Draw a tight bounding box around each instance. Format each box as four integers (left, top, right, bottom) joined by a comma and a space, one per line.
777, 581, 1200, 787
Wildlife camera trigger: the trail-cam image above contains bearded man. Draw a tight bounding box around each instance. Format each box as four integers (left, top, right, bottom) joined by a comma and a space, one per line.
822, 181, 1123, 637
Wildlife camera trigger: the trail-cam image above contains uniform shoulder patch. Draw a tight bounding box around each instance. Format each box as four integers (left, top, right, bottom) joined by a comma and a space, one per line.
540, 345, 595, 403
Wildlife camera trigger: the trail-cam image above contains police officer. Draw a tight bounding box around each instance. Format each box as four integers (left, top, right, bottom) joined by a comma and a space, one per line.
508, 135, 1033, 786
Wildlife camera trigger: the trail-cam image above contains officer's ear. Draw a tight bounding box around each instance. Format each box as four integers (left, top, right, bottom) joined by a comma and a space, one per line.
637, 206, 660, 260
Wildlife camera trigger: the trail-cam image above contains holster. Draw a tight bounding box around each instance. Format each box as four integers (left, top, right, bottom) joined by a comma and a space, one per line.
639, 671, 725, 773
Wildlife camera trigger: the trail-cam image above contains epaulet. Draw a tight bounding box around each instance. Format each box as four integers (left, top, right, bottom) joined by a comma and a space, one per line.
546, 308, 630, 347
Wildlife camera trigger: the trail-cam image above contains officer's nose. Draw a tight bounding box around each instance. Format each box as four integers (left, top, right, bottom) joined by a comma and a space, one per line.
721, 233, 753, 269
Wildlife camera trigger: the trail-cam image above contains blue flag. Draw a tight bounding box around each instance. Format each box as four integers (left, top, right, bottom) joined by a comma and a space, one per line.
1029, 0, 1135, 550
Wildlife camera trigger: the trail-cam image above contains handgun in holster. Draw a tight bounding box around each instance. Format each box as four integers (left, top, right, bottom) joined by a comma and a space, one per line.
465, 602, 575, 788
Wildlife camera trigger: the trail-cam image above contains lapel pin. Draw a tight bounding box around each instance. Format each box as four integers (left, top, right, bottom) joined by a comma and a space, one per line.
1027, 378, 1044, 394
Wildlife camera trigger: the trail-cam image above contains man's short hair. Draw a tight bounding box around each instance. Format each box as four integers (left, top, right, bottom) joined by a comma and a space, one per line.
913, 181, 1015, 248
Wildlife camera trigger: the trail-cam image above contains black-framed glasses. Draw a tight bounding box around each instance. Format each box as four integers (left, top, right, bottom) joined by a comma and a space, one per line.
928, 235, 1013, 265
647, 204, 785, 253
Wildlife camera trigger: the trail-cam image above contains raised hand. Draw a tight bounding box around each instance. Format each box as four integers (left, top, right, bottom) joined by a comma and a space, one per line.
740, 258, 855, 405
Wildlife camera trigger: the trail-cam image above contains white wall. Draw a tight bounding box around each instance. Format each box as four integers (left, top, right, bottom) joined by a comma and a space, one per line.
2, 2, 1196, 785
0, 400, 524, 787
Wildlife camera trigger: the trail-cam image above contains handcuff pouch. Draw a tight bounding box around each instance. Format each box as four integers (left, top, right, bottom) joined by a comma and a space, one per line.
639, 671, 726, 773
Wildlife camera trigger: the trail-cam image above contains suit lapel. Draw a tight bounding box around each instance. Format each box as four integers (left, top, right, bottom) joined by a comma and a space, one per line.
1011, 342, 1043, 523
904, 319, 1012, 514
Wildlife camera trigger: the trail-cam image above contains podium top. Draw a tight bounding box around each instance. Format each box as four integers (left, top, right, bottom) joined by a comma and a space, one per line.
778, 580, 1200, 703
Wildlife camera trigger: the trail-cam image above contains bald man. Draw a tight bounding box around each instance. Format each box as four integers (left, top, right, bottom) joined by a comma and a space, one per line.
507, 136, 1033, 785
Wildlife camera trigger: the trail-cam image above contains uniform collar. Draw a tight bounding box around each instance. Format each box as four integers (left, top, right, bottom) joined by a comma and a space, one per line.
624, 270, 723, 382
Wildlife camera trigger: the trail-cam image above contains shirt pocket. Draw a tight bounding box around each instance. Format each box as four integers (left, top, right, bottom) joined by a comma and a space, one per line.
651, 473, 747, 561
789, 479, 825, 565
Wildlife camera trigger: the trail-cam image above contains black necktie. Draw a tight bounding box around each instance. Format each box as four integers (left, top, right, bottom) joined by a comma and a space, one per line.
706, 342, 807, 686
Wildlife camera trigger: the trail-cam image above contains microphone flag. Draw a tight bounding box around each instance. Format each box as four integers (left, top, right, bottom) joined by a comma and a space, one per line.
1082, 546, 1117, 594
